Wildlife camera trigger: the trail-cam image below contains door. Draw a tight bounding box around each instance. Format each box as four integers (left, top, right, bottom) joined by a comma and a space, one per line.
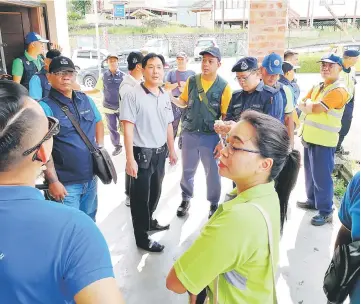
0, 8, 31, 75
75, 50, 91, 69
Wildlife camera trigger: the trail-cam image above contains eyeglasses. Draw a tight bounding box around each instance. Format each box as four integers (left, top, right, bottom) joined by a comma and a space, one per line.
52, 70, 77, 77
23, 116, 60, 161
234, 70, 257, 82
225, 135, 260, 154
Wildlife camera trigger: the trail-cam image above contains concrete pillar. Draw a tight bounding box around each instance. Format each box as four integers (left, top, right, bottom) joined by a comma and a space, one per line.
248, 0, 288, 62
44, 0, 71, 57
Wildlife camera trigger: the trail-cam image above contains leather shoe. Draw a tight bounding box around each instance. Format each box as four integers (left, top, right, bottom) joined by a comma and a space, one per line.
296, 200, 317, 210
177, 200, 190, 217
209, 205, 218, 219
137, 240, 165, 253
149, 219, 170, 232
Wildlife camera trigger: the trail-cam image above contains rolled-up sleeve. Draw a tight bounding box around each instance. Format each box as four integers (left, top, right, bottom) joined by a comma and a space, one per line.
120, 90, 138, 124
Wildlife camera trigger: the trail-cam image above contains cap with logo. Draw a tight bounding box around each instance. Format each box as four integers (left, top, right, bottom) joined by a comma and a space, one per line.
317, 53, 343, 66
262, 53, 283, 75
176, 52, 188, 58
127, 52, 144, 69
49, 56, 76, 73
107, 53, 119, 60
25, 32, 49, 44
282, 61, 301, 74
232, 57, 258, 72
199, 47, 222, 61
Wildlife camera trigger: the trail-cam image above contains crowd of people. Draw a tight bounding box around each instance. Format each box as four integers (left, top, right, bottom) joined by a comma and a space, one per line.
0, 31, 359, 304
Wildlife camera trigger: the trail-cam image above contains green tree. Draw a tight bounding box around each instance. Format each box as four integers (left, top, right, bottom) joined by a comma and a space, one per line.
69, 0, 92, 17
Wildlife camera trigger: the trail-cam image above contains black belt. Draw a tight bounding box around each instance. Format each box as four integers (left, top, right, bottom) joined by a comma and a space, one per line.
134, 144, 167, 154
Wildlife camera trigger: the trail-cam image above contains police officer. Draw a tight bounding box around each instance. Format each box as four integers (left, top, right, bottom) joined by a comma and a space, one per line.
120, 53, 177, 252
12, 32, 49, 90
29, 49, 61, 101
171, 47, 232, 218
214, 57, 280, 139
260, 53, 295, 147
39, 56, 105, 221
336, 48, 360, 154
86, 54, 124, 156
297, 54, 350, 226
164, 52, 195, 138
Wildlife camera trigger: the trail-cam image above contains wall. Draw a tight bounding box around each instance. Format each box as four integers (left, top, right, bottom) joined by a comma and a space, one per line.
247, 0, 287, 61
70, 32, 247, 56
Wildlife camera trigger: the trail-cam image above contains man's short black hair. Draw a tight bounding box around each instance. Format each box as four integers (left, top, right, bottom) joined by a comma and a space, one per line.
142, 53, 165, 69
46, 49, 61, 59
0, 80, 37, 171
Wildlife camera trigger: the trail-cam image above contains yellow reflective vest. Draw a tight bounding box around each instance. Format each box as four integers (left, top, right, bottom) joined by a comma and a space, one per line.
339, 67, 356, 102
300, 81, 350, 147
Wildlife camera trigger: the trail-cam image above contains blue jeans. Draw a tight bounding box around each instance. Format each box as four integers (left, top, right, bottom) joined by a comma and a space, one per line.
63, 177, 98, 221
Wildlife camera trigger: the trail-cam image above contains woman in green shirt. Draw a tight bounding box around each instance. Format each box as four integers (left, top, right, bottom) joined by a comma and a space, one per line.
166, 110, 301, 304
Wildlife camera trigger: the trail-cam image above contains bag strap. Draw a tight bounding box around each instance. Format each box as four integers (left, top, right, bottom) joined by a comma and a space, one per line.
175, 70, 181, 87
213, 276, 219, 304
51, 96, 97, 153
195, 74, 218, 118
250, 203, 278, 304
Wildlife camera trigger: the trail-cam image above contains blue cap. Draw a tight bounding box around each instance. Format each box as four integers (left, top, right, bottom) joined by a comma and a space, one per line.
344, 49, 360, 57
232, 57, 258, 72
318, 53, 343, 66
25, 32, 49, 44
262, 53, 283, 75
199, 47, 221, 61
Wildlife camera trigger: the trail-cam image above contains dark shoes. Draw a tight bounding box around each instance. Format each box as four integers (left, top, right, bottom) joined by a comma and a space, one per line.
209, 205, 218, 219
177, 200, 190, 217
148, 219, 170, 232
137, 240, 165, 253
311, 212, 333, 226
296, 200, 317, 210
112, 145, 122, 156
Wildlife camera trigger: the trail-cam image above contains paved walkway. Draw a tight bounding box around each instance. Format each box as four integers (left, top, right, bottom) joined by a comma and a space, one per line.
96, 136, 342, 304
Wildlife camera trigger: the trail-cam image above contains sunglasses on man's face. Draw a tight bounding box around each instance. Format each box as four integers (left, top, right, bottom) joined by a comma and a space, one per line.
23, 116, 60, 161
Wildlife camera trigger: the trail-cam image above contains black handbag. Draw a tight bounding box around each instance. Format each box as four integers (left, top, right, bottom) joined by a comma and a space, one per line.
52, 98, 117, 185
323, 240, 360, 304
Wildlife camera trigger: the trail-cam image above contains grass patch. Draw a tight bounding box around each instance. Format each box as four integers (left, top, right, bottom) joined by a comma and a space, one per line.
333, 174, 347, 203
298, 52, 324, 73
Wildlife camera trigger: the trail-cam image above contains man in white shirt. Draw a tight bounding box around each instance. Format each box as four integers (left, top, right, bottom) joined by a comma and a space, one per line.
119, 51, 144, 206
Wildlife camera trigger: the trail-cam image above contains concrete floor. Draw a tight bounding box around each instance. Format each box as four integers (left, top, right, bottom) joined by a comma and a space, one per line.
92, 64, 360, 303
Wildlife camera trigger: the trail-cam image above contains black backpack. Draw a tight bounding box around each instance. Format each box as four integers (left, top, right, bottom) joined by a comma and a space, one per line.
323, 240, 360, 303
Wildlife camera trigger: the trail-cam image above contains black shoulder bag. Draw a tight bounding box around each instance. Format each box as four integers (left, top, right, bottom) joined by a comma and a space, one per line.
323, 240, 360, 303
52, 98, 117, 185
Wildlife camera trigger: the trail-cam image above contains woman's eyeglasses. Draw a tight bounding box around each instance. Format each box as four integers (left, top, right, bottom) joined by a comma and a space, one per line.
23, 116, 60, 161
225, 135, 260, 154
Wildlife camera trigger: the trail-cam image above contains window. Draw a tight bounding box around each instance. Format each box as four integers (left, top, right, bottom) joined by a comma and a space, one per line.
77, 51, 91, 59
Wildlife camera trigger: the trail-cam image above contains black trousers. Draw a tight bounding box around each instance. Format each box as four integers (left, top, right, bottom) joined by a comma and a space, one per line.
129, 145, 167, 245
125, 173, 130, 196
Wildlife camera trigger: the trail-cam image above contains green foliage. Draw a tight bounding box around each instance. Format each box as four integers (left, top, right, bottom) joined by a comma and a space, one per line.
333, 175, 347, 200
69, 0, 92, 17
68, 11, 82, 21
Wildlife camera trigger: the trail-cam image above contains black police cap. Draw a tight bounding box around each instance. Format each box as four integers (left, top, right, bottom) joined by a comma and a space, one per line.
232, 57, 258, 72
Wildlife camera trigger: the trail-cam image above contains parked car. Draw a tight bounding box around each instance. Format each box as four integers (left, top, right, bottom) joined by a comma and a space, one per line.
141, 39, 174, 58
77, 49, 176, 88
72, 48, 109, 71
194, 38, 218, 61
